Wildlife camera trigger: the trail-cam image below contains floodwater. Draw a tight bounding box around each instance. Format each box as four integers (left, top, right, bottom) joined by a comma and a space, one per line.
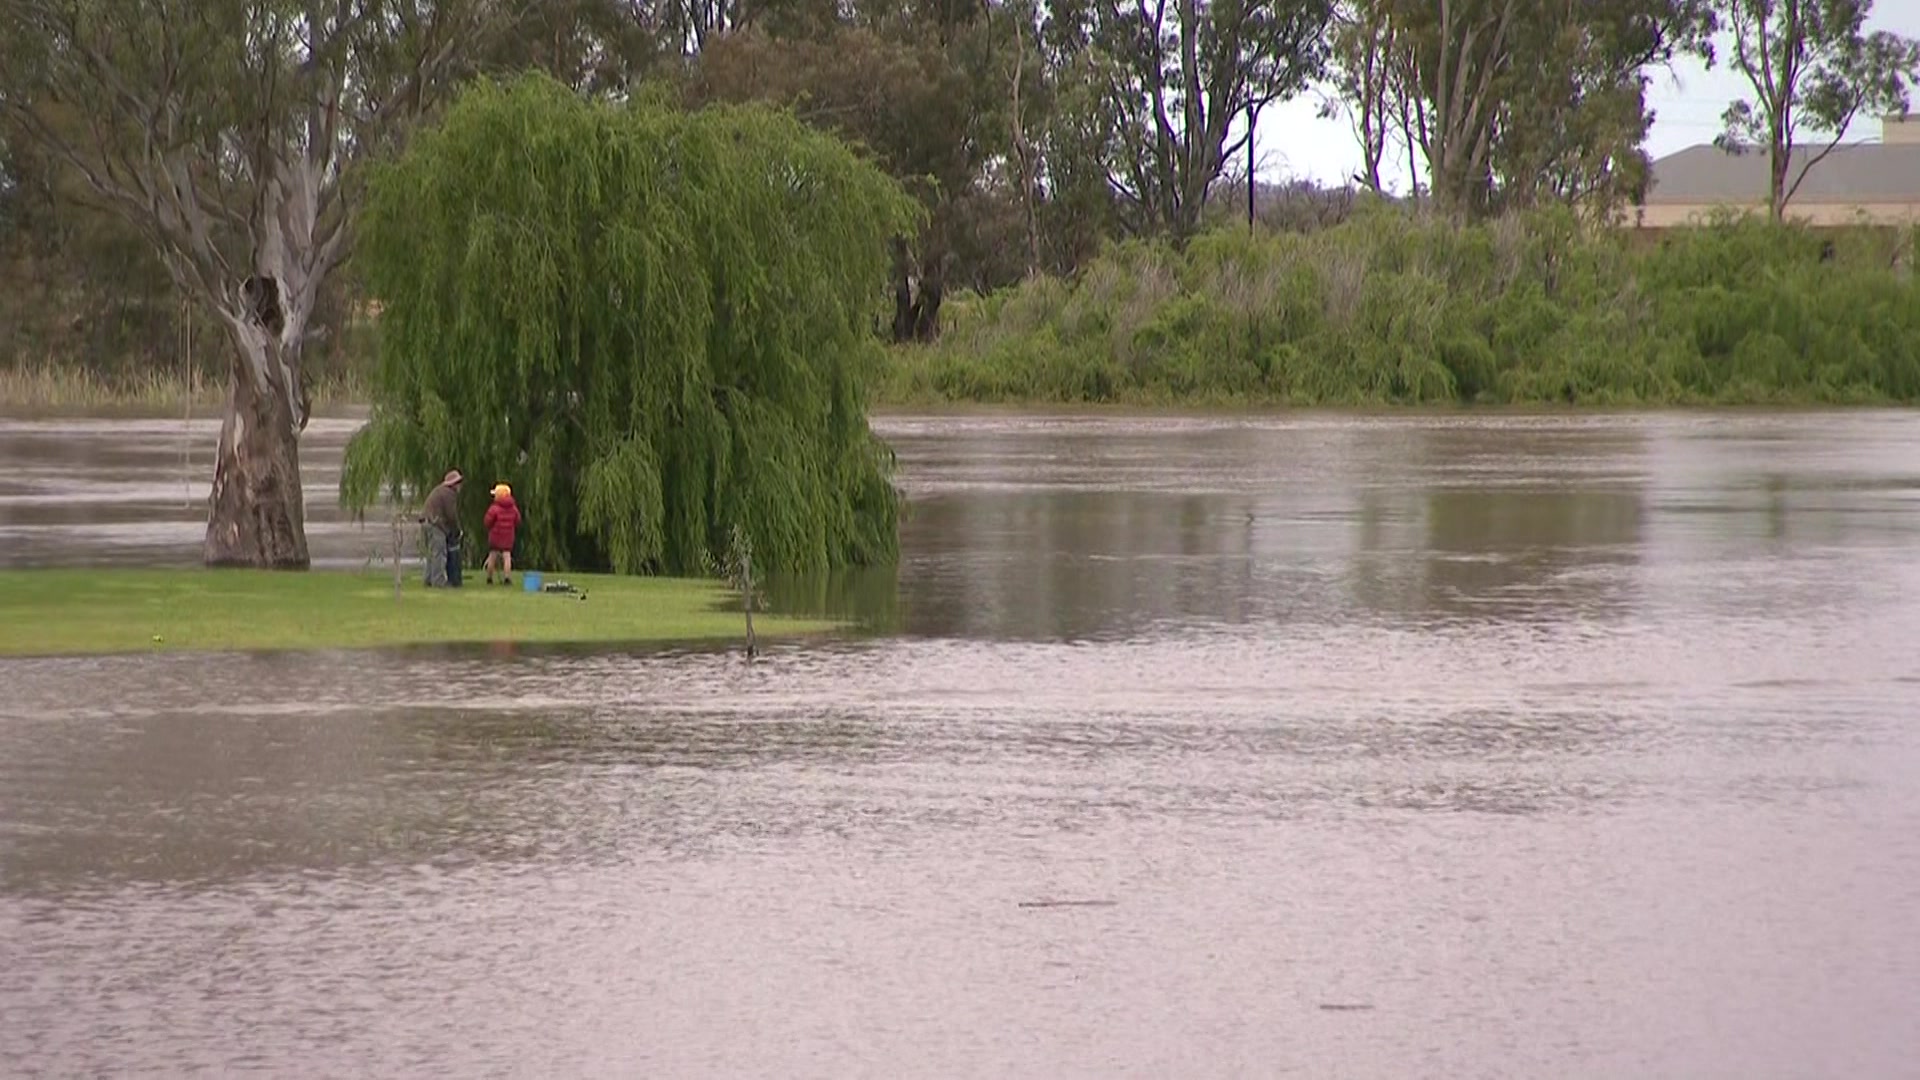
3, 410, 1920, 1077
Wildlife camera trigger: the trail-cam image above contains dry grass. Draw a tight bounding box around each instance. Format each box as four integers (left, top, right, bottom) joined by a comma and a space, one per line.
0, 365, 368, 415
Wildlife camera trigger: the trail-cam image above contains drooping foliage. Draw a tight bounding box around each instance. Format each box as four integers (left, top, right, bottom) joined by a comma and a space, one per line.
341, 74, 921, 575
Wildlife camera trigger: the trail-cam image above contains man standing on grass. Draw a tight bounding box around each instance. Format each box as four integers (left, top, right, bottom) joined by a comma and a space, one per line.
422, 469, 463, 588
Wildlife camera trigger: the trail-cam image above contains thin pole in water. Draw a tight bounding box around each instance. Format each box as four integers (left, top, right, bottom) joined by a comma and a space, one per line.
742, 545, 758, 659
181, 298, 193, 508
390, 512, 406, 601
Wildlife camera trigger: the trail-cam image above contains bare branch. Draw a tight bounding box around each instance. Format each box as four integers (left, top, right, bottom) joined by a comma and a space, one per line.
1781, 98, 1857, 207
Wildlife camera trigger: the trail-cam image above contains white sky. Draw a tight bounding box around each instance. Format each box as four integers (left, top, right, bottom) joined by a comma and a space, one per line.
1252, 2, 1920, 191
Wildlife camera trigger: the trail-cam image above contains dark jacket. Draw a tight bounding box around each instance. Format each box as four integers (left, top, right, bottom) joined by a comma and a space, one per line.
483, 495, 521, 551
423, 482, 461, 532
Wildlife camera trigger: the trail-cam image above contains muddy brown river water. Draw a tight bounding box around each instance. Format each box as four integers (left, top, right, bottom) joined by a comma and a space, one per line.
3, 410, 1919, 1077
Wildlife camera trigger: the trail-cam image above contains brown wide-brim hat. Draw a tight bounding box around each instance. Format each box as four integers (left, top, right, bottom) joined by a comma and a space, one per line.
444, 469, 463, 485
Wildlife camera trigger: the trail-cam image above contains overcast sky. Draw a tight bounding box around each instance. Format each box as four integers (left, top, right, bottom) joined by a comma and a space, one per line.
1252, 3, 1920, 191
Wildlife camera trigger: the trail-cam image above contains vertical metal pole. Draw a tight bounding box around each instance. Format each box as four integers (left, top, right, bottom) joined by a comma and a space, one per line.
1246, 100, 1256, 230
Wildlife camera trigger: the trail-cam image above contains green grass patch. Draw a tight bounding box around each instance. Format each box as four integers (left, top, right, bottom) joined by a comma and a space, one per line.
0, 569, 836, 658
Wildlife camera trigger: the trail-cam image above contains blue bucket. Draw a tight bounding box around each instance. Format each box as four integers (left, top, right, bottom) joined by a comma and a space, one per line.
522, 571, 543, 593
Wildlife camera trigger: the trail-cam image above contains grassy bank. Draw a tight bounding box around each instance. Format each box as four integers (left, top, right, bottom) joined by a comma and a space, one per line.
0, 569, 832, 658
879, 210, 1920, 407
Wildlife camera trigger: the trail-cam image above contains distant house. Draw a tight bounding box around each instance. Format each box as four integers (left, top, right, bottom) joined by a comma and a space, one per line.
1636, 113, 1920, 229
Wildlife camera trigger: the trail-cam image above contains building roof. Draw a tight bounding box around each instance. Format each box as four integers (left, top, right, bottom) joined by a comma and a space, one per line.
1645, 142, 1920, 205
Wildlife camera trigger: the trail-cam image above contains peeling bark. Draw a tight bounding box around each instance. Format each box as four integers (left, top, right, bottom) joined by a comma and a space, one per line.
205, 324, 309, 569
890, 237, 919, 342
0, 0, 491, 568
1006, 7, 1042, 276
1421, 0, 1517, 217
890, 243, 949, 344
199, 164, 326, 568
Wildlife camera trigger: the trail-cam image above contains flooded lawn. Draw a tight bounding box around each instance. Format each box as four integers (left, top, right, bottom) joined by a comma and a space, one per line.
3, 410, 1919, 1077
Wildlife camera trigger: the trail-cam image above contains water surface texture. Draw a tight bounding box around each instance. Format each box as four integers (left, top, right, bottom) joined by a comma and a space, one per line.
4, 411, 1919, 1077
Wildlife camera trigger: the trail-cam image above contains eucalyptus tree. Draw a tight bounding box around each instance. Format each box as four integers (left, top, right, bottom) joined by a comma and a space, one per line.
1324, 0, 1421, 194
1714, 0, 1920, 219
1052, 0, 1333, 241
1492, 1, 1717, 212
1327, 0, 1715, 217
0, 0, 506, 567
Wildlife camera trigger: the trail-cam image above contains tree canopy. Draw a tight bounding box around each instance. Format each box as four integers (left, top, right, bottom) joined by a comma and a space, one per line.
1715, 0, 1920, 219
12, 0, 1920, 407
0, 0, 507, 567
1052, 0, 1334, 241
1324, 0, 1717, 218
340, 74, 920, 576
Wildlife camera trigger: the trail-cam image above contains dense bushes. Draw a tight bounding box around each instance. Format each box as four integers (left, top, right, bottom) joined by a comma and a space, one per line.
882, 208, 1920, 406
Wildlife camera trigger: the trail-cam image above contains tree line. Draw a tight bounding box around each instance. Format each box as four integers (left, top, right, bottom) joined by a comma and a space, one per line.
0, 0, 1915, 565
6, 1, 1918, 357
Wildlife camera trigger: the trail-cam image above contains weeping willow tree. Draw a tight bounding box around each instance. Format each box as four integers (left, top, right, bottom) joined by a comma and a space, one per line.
340, 75, 921, 575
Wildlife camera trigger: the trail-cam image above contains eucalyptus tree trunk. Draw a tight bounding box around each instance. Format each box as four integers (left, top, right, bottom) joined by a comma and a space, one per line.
203, 164, 331, 569
1421, 0, 1516, 218
1006, 5, 1042, 276
204, 319, 311, 568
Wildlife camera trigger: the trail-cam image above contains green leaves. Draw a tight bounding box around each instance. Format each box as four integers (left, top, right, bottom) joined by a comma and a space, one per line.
578, 439, 667, 574
1715, 0, 1920, 215
343, 74, 919, 576
889, 210, 1920, 407
1057, 0, 1333, 239
1336, 0, 1713, 217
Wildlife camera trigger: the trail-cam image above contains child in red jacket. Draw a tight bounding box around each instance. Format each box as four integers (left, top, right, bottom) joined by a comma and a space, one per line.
483, 483, 522, 585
